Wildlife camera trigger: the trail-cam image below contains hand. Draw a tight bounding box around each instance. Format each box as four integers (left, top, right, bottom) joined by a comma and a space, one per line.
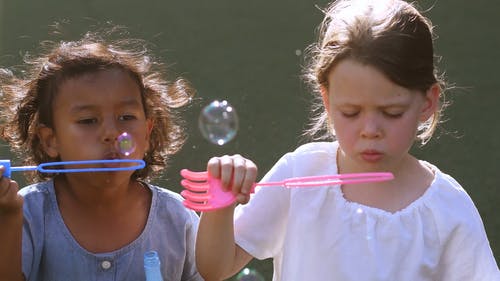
207, 154, 257, 205
0, 165, 23, 215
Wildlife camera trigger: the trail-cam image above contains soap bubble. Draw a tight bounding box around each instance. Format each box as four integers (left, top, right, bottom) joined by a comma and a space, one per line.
116, 132, 136, 156
235, 268, 265, 281
198, 100, 239, 145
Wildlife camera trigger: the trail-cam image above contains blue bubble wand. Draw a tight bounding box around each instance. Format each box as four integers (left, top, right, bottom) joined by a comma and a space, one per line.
0, 159, 145, 178
0, 132, 145, 177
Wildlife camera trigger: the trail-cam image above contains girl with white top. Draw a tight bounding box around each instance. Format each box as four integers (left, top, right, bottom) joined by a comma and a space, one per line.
195, 0, 500, 280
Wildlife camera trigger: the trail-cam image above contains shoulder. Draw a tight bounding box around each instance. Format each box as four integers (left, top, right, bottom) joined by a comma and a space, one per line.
276, 141, 338, 177
427, 163, 475, 209
147, 183, 200, 225
17, 181, 57, 238
292, 141, 338, 155
18, 180, 52, 197
258, 142, 338, 185
18, 181, 54, 213
423, 165, 500, 278
425, 163, 487, 235
283, 141, 338, 167
150, 183, 185, 203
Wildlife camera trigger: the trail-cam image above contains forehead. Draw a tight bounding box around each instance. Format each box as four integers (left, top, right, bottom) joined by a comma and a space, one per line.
327, 59, 417, 103
54, 68, 143, 109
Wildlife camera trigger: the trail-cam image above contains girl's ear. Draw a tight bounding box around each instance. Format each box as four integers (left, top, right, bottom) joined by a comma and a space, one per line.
144, 118, 154, 151
146, 118, 153, 136
320, 85, 330, 114
37, 125, 59, 158
420, 83, 440, 122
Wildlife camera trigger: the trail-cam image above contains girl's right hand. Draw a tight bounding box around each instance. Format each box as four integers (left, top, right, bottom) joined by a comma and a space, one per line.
0, 166, 23, 215
207, 154, 258, 206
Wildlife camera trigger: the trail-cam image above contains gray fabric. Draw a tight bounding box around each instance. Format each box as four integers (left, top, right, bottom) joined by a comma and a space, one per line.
19, 180, 202, 281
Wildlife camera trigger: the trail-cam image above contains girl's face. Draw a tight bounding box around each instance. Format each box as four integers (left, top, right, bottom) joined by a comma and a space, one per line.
39, 68, 152, 176
321, 59, 439, 172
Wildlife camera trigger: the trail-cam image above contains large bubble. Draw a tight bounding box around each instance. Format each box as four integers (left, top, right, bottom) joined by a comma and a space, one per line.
198, 100, 239, 145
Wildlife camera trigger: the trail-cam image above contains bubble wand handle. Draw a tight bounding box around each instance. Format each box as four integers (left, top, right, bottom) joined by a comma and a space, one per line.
181, 169, 395, 212
0, 159, 145, 178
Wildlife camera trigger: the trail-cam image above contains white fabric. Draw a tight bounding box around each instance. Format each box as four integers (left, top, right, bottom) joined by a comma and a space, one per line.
234, 142, 500, 281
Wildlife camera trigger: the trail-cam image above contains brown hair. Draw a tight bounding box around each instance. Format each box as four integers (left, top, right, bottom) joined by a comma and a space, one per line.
0, 26, 194, 182
303, 0, 447, 144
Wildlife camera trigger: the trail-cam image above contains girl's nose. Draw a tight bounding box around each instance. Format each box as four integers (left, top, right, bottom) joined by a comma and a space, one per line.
360, 117, 382, 139
101, 120, 120, 144
103, 134, 118, 144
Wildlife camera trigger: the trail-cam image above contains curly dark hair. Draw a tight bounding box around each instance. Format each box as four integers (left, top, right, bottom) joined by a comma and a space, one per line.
0, 27, 194, 182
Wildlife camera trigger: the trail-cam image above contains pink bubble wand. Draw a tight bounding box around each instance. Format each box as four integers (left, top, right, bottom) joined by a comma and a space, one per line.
180, 169, 394, 212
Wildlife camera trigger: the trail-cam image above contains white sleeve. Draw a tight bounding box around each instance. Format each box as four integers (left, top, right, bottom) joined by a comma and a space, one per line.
436, 200, 500, 280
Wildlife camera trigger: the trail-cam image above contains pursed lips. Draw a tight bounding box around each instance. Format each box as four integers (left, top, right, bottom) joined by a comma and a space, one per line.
360, 149, 383, 162
102, 152, 123, 168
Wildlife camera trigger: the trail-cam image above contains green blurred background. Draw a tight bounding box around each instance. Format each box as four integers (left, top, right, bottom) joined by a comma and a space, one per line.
0, 0, 498, 279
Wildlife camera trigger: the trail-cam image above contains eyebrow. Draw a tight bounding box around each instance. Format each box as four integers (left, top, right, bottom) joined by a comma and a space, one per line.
69, 99, 143, 114
335, 100, 410, 107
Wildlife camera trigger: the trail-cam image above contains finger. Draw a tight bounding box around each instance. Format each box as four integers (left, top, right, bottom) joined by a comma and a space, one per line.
241, 159, 258, 195
0, 177, 11, 197
230, 155, 247, 194
236, 193, 251, 205
218, 155, 234, 190
6, 180, 19, 199
207, 157, 222, 178
0, 180, 20, 207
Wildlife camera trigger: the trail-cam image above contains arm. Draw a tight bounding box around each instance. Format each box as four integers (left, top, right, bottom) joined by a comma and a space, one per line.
437, 211, 500, 280
0, 166, 25, 281
196, 207, 253, 281
195, 155, 256, 281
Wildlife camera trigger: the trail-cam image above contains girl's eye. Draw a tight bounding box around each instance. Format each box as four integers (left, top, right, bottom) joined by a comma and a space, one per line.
119, 114, 137, 121
341, 112, 359, 118
383, 111, 404, 118
77, 118, 98, 124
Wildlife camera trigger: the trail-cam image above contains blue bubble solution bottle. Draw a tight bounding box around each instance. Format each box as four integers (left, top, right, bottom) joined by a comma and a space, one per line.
144, 251, 164, 281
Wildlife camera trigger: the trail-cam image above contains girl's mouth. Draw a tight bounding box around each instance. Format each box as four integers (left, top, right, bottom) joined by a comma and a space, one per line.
360, 150, 383, 162
102, 153, 123, 168
102, 160, 123, 169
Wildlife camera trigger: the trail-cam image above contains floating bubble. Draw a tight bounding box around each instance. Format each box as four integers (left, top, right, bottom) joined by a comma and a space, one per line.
235, 268, 265, 281
116, 132, 136, 156
198, 100, 239, 146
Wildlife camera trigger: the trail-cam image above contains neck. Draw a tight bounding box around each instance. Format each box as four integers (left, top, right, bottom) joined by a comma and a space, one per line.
336, 149, 435, 213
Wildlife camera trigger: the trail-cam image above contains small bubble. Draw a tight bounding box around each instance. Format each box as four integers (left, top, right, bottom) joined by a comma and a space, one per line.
235, 268, 265, 281
116, 132, 136, 156
295, 49, 302, 56
198, 100, 239, 146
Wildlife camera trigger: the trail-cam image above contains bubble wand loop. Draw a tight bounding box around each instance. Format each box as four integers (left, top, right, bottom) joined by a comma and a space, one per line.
0, 159, 146, 178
